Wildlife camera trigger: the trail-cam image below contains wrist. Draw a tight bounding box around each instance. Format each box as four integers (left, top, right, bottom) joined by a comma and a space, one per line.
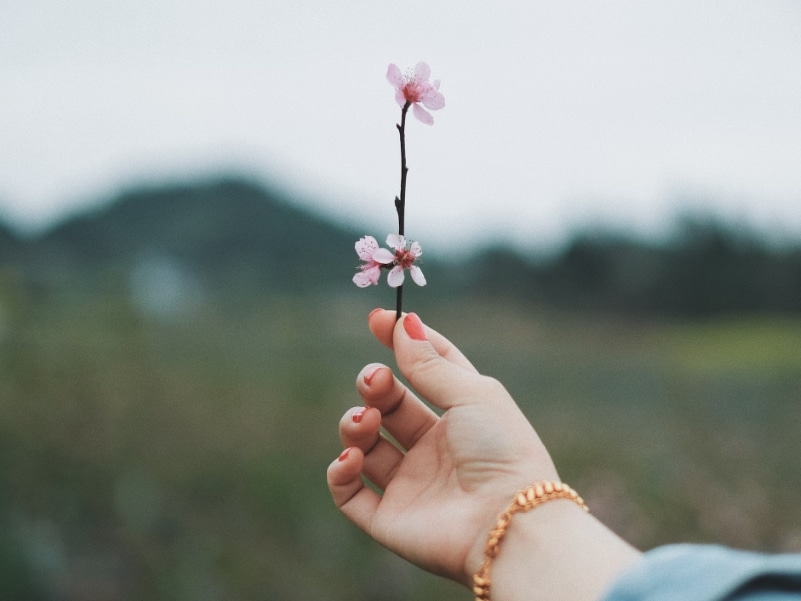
470, 484, 642, 601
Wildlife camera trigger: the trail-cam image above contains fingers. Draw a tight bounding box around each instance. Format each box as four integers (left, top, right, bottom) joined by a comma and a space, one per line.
368, 308, 477, 372
338, 404, 404, 490
327, 446, 380, 530
337, 362, 441, 492
388, 312, 504, 411
357, 363, 439, 450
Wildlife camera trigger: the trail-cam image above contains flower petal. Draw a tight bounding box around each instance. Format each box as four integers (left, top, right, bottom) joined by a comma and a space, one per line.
386, 63, 404, 88
387, 265, 405, 288
353, 268, 379, 287
422, 91, 445, 111
385, 233, 405, 250
372, 248, 395, 264
409, 266, 427, 286
414, 62, 431, 82
409, 241, 423, 257
355, 235, 379, 260
412, 103, 434, 125
395, 88, 407, 108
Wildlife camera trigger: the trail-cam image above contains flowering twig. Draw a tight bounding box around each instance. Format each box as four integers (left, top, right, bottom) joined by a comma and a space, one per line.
352, 62, 444, 319
394, 102, 410, 319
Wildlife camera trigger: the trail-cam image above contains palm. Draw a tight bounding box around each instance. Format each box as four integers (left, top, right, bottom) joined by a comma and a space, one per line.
369, 403, 554, 580
370, 419, 471, 577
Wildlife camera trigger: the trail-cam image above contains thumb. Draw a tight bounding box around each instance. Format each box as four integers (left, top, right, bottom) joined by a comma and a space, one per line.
393, 313, 502, 411
367, 308, 477, 372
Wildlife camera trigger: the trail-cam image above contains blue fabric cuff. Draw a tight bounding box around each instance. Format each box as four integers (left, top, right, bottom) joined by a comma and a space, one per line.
600, 544, 801, 601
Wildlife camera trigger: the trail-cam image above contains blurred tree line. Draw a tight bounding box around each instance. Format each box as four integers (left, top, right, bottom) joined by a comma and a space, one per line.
469, 221, 801, 317
1, 176, 799, 317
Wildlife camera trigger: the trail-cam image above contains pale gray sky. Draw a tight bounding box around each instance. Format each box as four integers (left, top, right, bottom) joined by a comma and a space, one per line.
2, 1, 800, 251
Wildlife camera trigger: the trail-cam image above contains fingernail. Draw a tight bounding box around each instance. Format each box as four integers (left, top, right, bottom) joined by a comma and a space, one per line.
403, 313, 427, 341
368, 308, 383, 320
351, 407, 367, 423
338, 447, 352, 462
363, 364, 382, 385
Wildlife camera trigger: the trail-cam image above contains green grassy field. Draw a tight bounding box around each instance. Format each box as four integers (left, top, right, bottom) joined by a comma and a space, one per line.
1, 290, 800, 600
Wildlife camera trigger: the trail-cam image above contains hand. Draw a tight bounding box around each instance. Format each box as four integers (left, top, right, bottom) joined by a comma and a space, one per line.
327, 309, 559, 585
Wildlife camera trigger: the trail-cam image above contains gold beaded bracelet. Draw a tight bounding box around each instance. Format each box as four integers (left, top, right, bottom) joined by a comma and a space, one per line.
472, 481, 589, 601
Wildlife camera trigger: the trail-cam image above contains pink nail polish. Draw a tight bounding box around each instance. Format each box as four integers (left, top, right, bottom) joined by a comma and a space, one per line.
363, 364, 382, 385
368, 308, 383, 321
403, 313, 427, 341
351, 407, 367, 423
338, 447, 352, 462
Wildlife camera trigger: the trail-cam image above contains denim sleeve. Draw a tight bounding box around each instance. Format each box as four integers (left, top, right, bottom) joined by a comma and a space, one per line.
599, 544, 801, 601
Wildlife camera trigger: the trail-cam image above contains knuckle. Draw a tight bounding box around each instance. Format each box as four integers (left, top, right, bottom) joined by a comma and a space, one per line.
408, 346, 443, 377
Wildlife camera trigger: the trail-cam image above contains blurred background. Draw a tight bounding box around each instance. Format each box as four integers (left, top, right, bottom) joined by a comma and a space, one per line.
2, 1, 801, 600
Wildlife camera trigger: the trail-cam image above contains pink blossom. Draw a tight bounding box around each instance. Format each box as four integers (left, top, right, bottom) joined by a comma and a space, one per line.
352, 235, 394, 287
385, 234, 426, 288
386, 62, 445, 125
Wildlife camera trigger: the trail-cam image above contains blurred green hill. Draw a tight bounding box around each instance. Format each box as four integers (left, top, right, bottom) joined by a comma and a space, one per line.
0, 221, 24, 262
9, 179, 360, 297
0, 178, 800, 600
